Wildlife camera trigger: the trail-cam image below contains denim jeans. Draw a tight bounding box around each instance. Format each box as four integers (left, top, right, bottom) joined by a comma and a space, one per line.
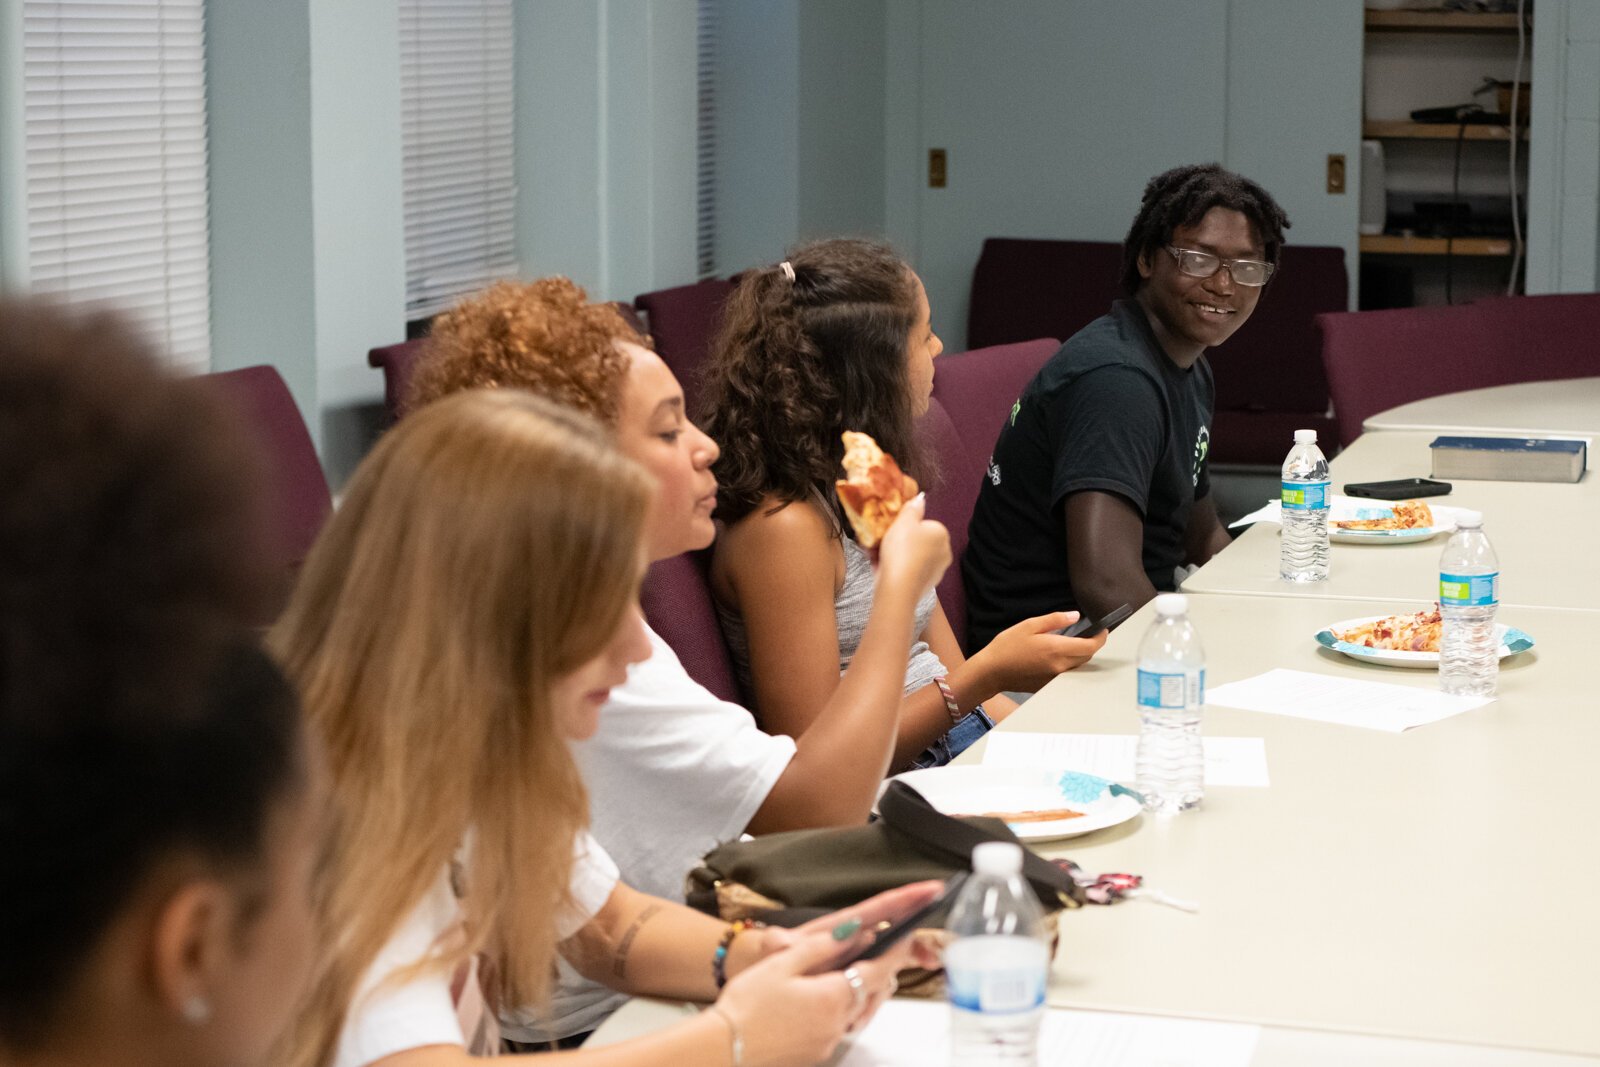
909, 705, 995, 769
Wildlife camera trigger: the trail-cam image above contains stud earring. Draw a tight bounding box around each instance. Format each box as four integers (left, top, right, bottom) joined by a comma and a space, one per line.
183, 995, 212, 1025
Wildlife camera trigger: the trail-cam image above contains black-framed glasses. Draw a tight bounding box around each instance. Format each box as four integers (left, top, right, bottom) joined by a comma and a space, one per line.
1164, 246, 1275, 287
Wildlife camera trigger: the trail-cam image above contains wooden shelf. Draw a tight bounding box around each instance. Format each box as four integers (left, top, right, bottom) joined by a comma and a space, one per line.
1360, 234, 1513, 257
1363, 120, 1526, 141
1364, 11, 1522, 33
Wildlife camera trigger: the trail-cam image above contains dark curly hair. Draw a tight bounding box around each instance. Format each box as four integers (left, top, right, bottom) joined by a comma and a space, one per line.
699, 237, 927, 528
0, 298, 303, 1050
1120, 163, 1291, 295
408, 277, 643, 423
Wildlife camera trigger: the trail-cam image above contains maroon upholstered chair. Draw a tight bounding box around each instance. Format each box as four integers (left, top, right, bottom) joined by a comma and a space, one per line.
367, 338, 427, 423
965, 238, 1346, 465
634, 278, 736, 417
638, 547, 742, 705
1317, 292, 1600, 447
202, 365, 332, 606
967, 238, 1122, 351
920, 338, 1060, 653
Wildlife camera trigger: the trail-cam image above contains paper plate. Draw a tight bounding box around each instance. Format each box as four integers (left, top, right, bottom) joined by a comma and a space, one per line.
886, 765, 1142, 842
1314, 616, 1535, 669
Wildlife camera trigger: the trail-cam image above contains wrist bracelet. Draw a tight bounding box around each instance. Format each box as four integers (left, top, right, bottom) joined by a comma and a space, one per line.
933, 675, 962, 724
709, 1004, 745, 1067
712, 918, 765, 990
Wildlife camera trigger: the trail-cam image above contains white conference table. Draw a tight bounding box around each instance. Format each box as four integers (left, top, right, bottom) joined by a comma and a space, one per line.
1184, 431, 1599, 611
1363, 377, 1600, 442
588, 593, 1600, 1064
955, 592, 1600, 1061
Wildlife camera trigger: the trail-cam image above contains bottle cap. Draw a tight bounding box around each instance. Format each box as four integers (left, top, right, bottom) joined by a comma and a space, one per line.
1454, 509, 1483, 528
1154, 593, 1188, 617
1294, 429, 1318, 444
972, 841, 1023, 876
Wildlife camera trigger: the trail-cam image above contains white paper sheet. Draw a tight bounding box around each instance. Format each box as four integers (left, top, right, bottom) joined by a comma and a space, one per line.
982, 732, 1271, 787
1229, 494, 1468, 529
1205, 668, 1492, 732
831, 1000, 1260, 1067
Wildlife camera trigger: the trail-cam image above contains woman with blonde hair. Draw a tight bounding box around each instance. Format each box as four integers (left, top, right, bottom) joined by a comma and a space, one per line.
408, 279, 953, 1045
273, 388, 937, 1067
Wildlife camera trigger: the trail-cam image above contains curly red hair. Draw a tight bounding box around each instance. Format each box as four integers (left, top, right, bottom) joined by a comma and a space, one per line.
407, 277, 645, 424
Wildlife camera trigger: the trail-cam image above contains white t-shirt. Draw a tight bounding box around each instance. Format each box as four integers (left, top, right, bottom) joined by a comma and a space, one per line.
502, 625, 796, 1041
331, 833, 619, 1067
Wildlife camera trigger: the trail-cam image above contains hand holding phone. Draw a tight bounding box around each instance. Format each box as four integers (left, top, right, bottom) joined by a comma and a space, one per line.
1055, 603, 1133, 639
842, 872, 968, 963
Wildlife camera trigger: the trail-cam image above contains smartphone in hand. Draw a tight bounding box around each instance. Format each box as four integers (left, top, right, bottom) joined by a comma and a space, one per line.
842, 872, 969, 964
1055, 603, 1133, 639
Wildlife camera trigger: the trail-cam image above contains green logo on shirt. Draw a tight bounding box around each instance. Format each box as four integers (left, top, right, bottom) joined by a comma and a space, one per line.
1192, 426, 1210, 486
1010, 398, 1021, 426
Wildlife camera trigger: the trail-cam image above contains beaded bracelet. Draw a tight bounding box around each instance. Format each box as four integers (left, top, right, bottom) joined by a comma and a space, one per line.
712, 918, 766, 990
933, 675, 963, 724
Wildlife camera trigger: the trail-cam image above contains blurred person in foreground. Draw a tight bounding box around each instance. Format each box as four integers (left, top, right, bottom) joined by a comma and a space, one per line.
0, 298, 321, 1067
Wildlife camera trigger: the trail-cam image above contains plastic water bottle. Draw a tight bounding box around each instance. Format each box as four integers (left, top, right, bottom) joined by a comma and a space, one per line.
945, 842, 1049, 1065
1280, 428, 1330, 582
1439, 510, 1499, 697
1135, 594, 1205, 814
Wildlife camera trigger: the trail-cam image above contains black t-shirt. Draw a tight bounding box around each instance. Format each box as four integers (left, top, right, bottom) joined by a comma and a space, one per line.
961, 299, 1214, 649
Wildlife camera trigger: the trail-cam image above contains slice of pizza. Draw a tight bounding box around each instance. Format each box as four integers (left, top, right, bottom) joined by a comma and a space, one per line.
835, 430, 919, 549
1333, 605, 1443, 652
1333, 499, 1435, 531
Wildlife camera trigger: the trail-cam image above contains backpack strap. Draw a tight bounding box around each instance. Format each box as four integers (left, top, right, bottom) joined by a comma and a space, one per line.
877, 780, 1084, 909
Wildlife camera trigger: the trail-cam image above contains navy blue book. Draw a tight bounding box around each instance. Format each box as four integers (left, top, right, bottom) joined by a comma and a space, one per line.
1429, 436, 1587, 483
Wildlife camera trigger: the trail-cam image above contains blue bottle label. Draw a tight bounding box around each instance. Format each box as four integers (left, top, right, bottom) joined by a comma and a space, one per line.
1137, 669, 1204, 709
1281, 480, 1330, 510
1440, 572, 1498, 607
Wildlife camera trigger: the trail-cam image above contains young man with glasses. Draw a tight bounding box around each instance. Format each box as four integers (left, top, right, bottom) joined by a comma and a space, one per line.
962, 164, 1290, 649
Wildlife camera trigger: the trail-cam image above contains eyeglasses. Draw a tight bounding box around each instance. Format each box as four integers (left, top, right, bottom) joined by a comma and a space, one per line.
1164, 246, 1275, 287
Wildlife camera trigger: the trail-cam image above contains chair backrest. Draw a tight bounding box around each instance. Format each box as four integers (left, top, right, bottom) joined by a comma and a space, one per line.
367, 338, 428, 423
202, 365, 332, 604
921, 338, 1060, 652
638, 547, 742, 705
967, 238, 1121, 351
966, 238, 1349, 465
1318, 292, 1600, 446
634, 278, 736, 416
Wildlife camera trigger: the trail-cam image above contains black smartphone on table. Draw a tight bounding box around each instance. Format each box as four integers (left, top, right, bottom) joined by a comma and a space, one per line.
842, 872, 969, 963
1055, 602, 1133, 638
1344, 477, 1453, 500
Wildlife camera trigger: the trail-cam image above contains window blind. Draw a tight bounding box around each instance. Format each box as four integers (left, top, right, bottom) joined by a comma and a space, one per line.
400, 0, 516, 320
23, 0, 212, 374
695, 0, 717, 281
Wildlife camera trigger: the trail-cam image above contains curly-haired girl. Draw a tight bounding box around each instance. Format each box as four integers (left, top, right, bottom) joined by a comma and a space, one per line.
700, 238, 1105, 770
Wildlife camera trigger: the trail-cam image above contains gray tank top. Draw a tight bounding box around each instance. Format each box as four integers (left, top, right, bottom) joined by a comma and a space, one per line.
717, 534, 947, 706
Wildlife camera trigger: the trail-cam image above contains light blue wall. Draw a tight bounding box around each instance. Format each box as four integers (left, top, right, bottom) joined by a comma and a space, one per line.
714, 0, 801, 272
878, 0, 1364, 345
886, 1, 1231, 343
516, 2, 606, 292
207, 0, 319, 441
0, 1, 24, 289
514, 0, 698, 305
1225, 0, 1363, 298
207, 0, 404, 487
798, 0, 886, 242
1526, 0, 1600, 293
